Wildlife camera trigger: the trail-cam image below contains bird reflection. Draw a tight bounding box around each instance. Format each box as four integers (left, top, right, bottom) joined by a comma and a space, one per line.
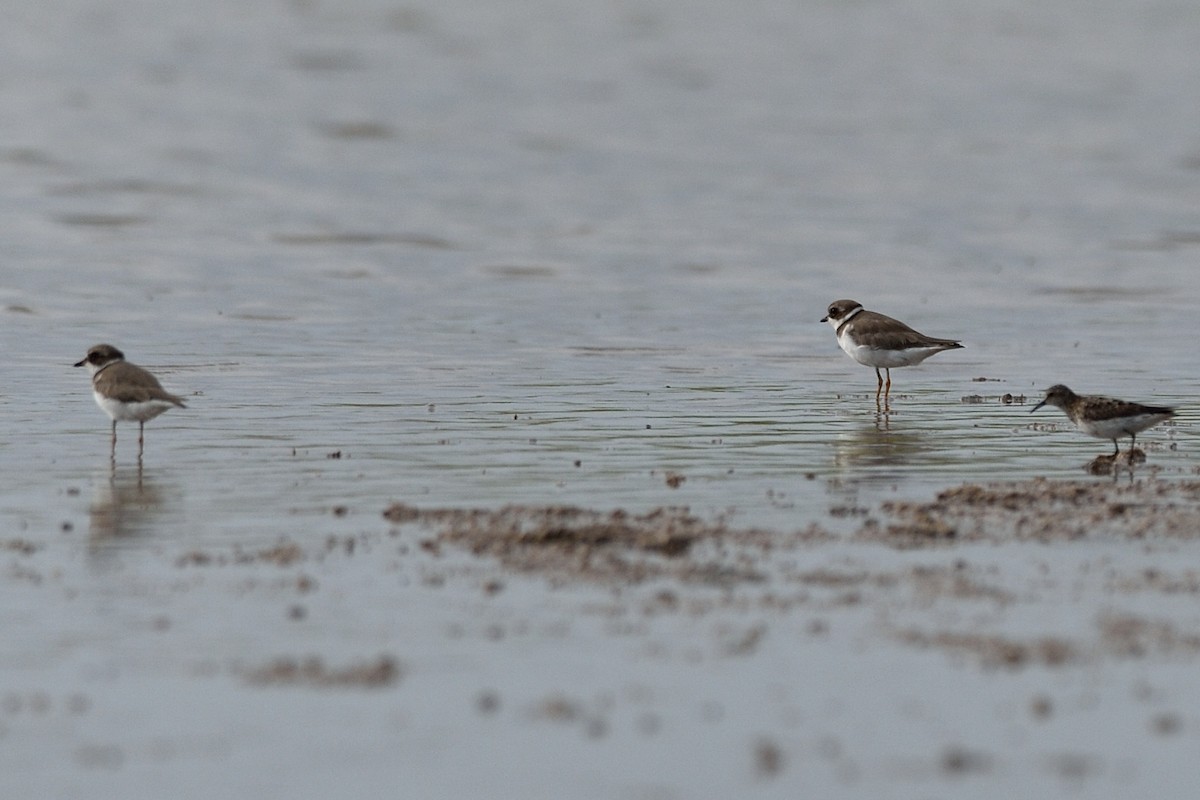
89, 465, 172, 542
832, 415, 927, 474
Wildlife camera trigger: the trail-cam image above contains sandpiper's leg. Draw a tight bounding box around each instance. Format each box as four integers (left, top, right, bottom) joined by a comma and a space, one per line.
884, 369, 892, 401
1111, 439, 1120, 457
110, 420, 117, 461
138, 421, 145, 460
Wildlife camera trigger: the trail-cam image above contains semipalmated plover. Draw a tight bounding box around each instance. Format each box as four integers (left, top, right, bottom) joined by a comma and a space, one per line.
74, 344, 186, 459
821, 299, 963, 401
1031, 384, 1174, 457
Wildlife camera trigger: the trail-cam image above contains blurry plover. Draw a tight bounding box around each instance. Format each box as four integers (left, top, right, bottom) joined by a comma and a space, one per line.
821, 299, 963, 401
75, 344, 186, 458
1031, 384, 1174, 457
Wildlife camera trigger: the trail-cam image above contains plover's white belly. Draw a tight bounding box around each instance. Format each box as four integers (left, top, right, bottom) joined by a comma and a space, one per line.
837, 334, 945, 369
95, 392, 175, 423
1074, 413, 1171, 440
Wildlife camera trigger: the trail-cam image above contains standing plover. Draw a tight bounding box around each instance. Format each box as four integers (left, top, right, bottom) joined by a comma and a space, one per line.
75, 344, 186, 460
821, 299, 963, 401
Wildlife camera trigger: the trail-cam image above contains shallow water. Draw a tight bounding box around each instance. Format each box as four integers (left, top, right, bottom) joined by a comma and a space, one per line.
3, 0, 1200, 797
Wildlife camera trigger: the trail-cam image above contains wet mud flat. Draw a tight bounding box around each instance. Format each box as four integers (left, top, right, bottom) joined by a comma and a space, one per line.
393, 478, 1198, 736
368, 480, 1200, 791
153, 473, 1200, 663
11, 476, 1200, 797
371, 479, 1200, 790
383, 476, 1200, 671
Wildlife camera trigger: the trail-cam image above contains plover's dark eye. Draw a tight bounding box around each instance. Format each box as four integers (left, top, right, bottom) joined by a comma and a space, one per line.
88, 352, 102, 363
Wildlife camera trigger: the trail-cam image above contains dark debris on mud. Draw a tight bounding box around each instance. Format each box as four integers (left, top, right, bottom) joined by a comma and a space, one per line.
373, 482, 1200, 670
862, 479, 1200, 547
243, 654, 402, 689
383, 502, 831, 585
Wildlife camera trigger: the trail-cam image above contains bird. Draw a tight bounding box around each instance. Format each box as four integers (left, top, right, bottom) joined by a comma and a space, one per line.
1031, 384, 1174, 457
821, 299, 963, 402
74, 344, 186, 460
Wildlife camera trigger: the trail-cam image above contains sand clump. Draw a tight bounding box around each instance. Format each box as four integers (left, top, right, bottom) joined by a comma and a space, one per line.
383, 502, 830, 584
374, 481, 1200, 670
243, 655, 401, 689
862, 479, 1200, 547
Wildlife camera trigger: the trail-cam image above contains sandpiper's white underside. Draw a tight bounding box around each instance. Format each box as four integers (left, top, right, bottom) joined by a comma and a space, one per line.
835, 329, 950, 369
94, 392, 177, 423
1073, 412, 1173, 441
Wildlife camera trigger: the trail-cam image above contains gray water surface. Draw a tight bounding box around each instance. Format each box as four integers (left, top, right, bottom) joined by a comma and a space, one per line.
3, 1, 1200, 797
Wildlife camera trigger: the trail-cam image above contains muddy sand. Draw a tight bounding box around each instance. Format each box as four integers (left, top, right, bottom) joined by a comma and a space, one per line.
379, 476, 1200, 669
14, 474, 1200, 797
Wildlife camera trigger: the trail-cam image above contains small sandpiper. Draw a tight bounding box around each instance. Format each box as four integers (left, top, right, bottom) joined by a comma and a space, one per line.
1031, 384, 1174, 457
821, 299, 963, 401
75, 344, 187, 459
